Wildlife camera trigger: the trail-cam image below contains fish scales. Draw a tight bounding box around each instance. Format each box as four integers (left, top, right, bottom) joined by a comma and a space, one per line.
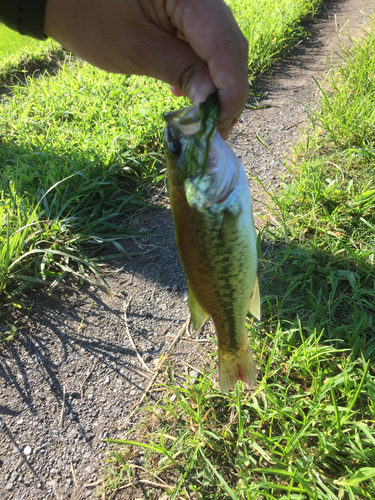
164, 93, 260, 392
170, 172, 255, 351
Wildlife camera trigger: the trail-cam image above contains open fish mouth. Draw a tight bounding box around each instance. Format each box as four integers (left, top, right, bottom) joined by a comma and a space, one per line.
164, 93, 240, 209
164, 93, 220, 180
164, 105, 201, 137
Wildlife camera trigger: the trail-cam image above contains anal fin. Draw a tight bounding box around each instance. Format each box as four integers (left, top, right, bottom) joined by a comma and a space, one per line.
248, 276, 261, 320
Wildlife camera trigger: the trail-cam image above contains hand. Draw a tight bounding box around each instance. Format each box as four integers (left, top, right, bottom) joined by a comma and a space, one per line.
44, 0, 249, 139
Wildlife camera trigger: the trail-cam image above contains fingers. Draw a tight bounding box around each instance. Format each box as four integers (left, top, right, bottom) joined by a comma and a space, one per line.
166, 0, 249, 134
169, 85, 185, 97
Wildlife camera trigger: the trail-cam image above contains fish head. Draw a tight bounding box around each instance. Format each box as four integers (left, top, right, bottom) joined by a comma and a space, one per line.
164, 93, 242, 211
163, 93, 219, 181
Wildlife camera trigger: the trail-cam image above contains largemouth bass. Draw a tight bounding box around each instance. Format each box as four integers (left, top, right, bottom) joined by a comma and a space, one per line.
163, 93, 260, 392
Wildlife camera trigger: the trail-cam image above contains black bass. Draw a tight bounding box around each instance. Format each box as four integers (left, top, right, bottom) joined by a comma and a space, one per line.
163, 93, 260, 392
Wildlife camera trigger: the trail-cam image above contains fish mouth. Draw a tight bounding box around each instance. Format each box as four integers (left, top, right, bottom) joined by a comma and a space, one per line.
164, 93, 220, 179
164, 93, 219, 137
164, 105, 201, 137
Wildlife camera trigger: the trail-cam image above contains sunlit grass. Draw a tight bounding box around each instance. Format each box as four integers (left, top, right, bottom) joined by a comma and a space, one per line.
0, 23, 63, 87
0, 63, 185, 307
1, 2, 374, 499
228, 0, 323, 77
104, 330, 374, 499
0, 23, 45, 59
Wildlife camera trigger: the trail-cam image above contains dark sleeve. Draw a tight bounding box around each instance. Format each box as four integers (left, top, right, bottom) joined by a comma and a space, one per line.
0, 0, 48, 40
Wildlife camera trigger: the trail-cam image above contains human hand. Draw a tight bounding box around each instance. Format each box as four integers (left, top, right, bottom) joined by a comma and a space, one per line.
44, 0, 249, 139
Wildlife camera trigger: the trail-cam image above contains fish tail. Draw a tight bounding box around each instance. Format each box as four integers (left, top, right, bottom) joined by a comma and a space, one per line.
218, 344, 257, 393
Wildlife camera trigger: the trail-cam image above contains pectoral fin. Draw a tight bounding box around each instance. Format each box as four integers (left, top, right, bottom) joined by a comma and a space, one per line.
187, 283, 209, 330
248, 276, 261, 320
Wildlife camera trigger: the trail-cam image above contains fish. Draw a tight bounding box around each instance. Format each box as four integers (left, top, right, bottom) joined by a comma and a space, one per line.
163, 93, 260, 392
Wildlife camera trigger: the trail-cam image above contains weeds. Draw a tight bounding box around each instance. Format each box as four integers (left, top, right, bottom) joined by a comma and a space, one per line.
228, 0, 323, 78
2, 7, 375, 496
0, 22, 51, 59
0, 23, 64, 87
105, 331, 375, 498
0, 64, 183, 307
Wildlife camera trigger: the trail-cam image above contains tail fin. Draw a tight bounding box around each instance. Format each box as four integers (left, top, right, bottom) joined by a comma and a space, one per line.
218, 345, 257, 393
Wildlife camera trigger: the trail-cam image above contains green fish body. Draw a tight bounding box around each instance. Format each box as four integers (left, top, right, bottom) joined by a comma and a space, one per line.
164, 94, 260, 392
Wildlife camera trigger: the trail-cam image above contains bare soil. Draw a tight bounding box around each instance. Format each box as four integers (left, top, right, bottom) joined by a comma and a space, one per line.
1, 1, 374, 499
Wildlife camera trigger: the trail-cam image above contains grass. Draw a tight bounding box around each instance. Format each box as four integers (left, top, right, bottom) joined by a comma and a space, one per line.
0, 0, 326, 312
0, 0, 374, 498
227, 0, 323, 77
0, 66, 183, 311
0, 23, 46, 59
105, 340, 374, 499
102, 18, 375, 500
0, 23, 64, 87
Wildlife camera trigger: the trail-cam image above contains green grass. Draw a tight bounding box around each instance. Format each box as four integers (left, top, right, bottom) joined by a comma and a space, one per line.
105, 341, 374, 499
228, 0, 323, 77
0, 0, 374, 497
0, 65, 184, 310
0, 0, 326, 310
0, 23, 64, 87
103, 18, 375, 500
0, 23, 46, 59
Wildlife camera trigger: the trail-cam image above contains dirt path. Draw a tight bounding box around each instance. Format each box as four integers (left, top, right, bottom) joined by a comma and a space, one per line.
1, 1, 374, 499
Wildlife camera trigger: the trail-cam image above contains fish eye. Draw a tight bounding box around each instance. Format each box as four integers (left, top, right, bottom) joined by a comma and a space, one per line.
170, 139, 182, 156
